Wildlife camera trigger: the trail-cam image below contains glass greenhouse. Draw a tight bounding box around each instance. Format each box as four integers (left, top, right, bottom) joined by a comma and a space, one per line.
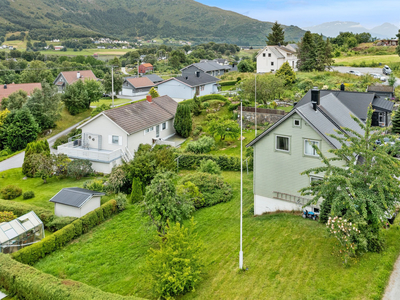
0, 211, 44, 254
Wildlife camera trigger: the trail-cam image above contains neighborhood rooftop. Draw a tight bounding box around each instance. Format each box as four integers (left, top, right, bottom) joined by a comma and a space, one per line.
49, 188, 105, 208
54, 70, 97, 85
162, 72, 220, 88
181, 60, 230, 72
125, 77, 155, 88
0, 83, 42, 102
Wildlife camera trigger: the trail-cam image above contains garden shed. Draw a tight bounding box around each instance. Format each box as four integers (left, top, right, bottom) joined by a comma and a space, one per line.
50, 188, 105, 218
0, 211, 44, 254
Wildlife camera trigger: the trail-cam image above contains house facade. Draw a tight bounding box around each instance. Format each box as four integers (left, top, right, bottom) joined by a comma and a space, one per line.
256, 45, 298, 73
247, 89, 365, 215
57, 95, 178, 173
181, 61, 231, 77
0, 83, 42, 103
121, 77, 155, 96
139, 63, 153, 74
156, 72, 219, 100
53, 70, 98, 93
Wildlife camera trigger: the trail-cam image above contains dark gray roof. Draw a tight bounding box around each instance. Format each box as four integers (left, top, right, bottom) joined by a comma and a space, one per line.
181, 61, 230, 72
372, 97, 395, 112
173, 73, 220, 87
269, 46, 285, 58
103, 95, 177, 134
49, 188, 105, 208
142, 74, 163, 83
247, 93, 364, 148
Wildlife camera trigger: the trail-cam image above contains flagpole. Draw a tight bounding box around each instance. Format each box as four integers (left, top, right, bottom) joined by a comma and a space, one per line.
239, 99, 243, 269
255, 74, 257, 137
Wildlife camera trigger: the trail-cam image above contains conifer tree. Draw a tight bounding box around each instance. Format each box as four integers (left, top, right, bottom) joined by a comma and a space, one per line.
174, 104, 192, 138
266, 21, 285, 45
192, 94, 202, 116
297, 31, 317, 71
392, 109, 400, 134
275, 61, 296, 85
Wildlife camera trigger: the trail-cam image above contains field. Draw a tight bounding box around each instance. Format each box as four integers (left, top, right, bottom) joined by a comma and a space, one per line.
333, 54, 400, 66
32, 170, 400, 300
42, 48, 131, 58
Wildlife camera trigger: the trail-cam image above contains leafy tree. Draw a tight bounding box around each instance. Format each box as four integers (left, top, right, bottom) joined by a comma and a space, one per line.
140, 172, 194, 234
169, 50, 186, 69
67, 159, 93, 180
107, 167, 126, 193
28, 153, 54, 183
266, 21, 285, 45
0, 90, 28, 111
84, 78, 104, 106
22, 140, 50, 177
0, 108, 40, 151
0, 108, 10, 127
388, 73, 396, 87
146, 220, 203, 299
209, 119, 240, 141
174, 104, 192, 138
53, 153, 71, 177
25, 81, 61, 130
237, 59, 255, 73
192, 94, 202, 116
297, 31, 317, 71
149, 87, 160, 98
346, 36, 358, 48
240, 74, 284, 103
103, 72, 124, 95
20, 60, 54, 83
300, 107, 400, 252
62, 80, 89, 115
110, 57, 121, 68
396, 30, 400, 57
275, 61, 296, 85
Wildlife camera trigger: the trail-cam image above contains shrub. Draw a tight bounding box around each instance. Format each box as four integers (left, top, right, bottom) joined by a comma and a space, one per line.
22, 140, 50, 177
67, 159, 93, 180
198, 159, 221, 175
146, 220, 203, 299
52, 135, 68, 149
228, 103, 240, 111
0, 185, 22, 200
46, 216, 77, 232
186, 136, 215, 154
174, 104, 192, 138
198, 94, 228, 102
202, 102, 210, 109
108, 167, 126, 193
0, 211, 17, 222
91, 103, 111, 117
219, 80, 237, 86
115, 194, 127, 211
130, 177, 143, 203
22, 191, 35, 200
180, 172, 232, 208
83, 179, 104, 192
178, 154, 248, 171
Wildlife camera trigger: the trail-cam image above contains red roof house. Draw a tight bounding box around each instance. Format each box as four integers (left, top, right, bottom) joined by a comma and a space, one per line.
0, 83, 42, 102
139, 63, 153, 74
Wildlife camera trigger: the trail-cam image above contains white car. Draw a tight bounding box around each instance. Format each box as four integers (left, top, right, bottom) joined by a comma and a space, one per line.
370, 73, 386, 82
347, 70, 362, 76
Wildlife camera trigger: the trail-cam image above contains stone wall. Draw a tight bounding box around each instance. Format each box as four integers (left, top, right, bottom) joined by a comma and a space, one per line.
235, 107, 288, 125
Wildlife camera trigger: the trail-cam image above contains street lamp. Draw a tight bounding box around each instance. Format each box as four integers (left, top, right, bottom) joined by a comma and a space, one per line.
239, 98, 244, 269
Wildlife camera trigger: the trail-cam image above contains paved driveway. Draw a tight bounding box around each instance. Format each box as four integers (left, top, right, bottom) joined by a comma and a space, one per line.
331, 66, 400, 87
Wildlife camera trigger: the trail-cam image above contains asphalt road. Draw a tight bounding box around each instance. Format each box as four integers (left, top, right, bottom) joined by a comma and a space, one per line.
331, 66, 400, 87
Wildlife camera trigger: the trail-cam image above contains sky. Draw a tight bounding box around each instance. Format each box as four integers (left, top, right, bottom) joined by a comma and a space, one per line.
196, 0, 400, 29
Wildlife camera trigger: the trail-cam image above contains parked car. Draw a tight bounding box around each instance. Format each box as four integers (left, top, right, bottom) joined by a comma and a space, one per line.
383, 65, 392, 75
347, 70, 362, 76
370, 73, 386, 82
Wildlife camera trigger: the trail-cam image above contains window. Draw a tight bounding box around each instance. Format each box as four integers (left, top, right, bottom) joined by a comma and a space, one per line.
112, 135, 119, 144
271, 62, 274, 66
200, 85, 205, 91
268, 53, 271, 57
293, 119, 301, 127
310, 176, 323, 183
162, 122, 167, 130
263, 53, 266, 57
145, 127, 154, 134
271, 69, 274, 72
304, 140, 320, 157
276, 136, 290, 152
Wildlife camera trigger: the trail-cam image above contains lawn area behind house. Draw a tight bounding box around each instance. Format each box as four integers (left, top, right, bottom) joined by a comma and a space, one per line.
34, 170, 400, 300
93, 97, 133, 108
333, 54, 400, 66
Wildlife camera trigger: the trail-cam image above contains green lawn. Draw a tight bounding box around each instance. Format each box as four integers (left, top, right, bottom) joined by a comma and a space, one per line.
334, 54, 400, 66
0, 168, 98, 210
33, 170, 400, 300
41, 48, 131, 57
44, 108, 92, 138
93, 98, 133, 108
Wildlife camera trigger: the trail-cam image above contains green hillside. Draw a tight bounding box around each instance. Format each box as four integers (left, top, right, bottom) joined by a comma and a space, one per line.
0, 0, 306, 45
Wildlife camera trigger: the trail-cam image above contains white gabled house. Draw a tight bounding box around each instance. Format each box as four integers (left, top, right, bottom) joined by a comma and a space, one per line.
57, 95, 180, 173
256, 45, 298, 73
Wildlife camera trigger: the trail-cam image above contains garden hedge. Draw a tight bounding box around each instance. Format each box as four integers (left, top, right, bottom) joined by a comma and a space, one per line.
219, 80, 237, 86
179, 95, 229, 112
0, 199, 54, 226
0, 254, 144, 300
177, 154, 253, 171
12, 200, 118, 265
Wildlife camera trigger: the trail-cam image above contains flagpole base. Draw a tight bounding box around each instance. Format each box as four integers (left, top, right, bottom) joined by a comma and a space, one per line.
239, 251, 243, 269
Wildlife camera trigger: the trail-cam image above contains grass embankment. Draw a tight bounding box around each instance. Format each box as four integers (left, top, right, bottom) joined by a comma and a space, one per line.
334, 54, 400, 66
43, 108, 92, 138
33, 170, 400, 300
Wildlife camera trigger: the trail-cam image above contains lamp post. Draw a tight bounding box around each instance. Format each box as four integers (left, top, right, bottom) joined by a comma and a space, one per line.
239, 98, 244, 269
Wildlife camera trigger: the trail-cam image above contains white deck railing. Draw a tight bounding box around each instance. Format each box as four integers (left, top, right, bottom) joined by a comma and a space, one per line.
57, 144, 122, 163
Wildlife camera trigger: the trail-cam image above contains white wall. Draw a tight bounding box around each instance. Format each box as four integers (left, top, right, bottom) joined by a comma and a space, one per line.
254, 194, 315, 215
80, 197, 101, 216
256, 47, 298, 73
158, 80, 194, 99
91, 159, 122, 174
55, 203, 81, 218
199, 83, 218, 96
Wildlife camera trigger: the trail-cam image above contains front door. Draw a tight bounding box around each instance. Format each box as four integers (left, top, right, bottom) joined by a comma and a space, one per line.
156, 125, 160, 138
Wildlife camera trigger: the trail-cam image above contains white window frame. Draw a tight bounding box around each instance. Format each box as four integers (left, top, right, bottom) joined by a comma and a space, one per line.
144, 127, 154, 134
310, 176, 323, 183
112, 135, 119, 144
275, 135, 290, 152
162, 122, 167, 130
304, 139, 320, 157
293, 119, 301, 127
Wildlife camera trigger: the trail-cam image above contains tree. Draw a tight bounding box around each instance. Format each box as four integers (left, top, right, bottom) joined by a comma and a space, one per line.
297, 31, 317, 71
0, 90, 28, 111
237, 59, 255, 73
62, 80, 89, 115
67, 159, 93, 180
300, 107, 400, 252
84, 78, 104, 106
266, 21, 285, 45
209, 119, 240, 141
140, 172, 194, 234
25, 81, 61, 130
174, 104, 192, 138
109, 57, 121, 68
275, 61, 296, 85
22, 140, 50, 177
149, 87, 159, 98
388, 73, 396, 87
0, 108, 40, 151
103, 72, 124, 95
146, 220, 203, 299
240, 74, 284, 103
392, 109, 400, 134
130, 177, 143, 203
192, 94, 202, 116
20, 60, 54, 83
0, 108, 10, 127
396, 30, 400, 57
28, 153, 54, 183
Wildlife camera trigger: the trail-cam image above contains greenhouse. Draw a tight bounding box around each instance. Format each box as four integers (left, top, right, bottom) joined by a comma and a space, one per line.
0, 211, 44, 254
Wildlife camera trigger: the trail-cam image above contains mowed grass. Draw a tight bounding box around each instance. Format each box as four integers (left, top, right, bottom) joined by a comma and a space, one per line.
93, 97, 133, 108
34, 171, 400, 300
43, 108, 92, 138
334, 54, 400, 66
0, 168, 96, 210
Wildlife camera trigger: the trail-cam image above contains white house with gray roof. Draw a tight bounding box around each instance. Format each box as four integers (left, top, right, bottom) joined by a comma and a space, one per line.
256, 45, 298, 73
57, 95, 179, 173
247, 88, 365, 215
156, 72, 220, 100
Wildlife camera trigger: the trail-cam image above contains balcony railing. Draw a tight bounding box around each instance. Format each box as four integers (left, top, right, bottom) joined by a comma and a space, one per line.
57, 143, 122, 163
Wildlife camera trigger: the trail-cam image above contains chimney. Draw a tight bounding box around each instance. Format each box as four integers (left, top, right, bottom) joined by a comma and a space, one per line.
3, 84, 6, 89
146, 95, 152, 103
185, 76, 188, 80
77, 71, 80, 79
196, 71, 200, 77
340, 83, 345, 91
311, 87, 320, 111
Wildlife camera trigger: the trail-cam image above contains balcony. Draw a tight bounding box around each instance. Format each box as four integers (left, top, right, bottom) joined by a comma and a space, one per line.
57, 141, 122, 163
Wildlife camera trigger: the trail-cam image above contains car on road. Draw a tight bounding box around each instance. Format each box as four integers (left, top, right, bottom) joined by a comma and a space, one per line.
383, 65, 392, 75
347, 70, 362, 76
370, 73, 386, 81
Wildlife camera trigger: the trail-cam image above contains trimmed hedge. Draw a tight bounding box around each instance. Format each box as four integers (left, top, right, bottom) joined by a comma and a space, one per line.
177, 154, 253, 171
219, 80, 237, 86
12, 200, 118, 265
0, 254, 144, 300
0, 199, 54, 226
179, 95, 228, 112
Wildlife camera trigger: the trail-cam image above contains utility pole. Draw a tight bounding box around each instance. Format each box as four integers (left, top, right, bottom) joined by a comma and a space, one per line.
239, 99, 243, 270
111, 65, 114, 108
255, 74, 257, 137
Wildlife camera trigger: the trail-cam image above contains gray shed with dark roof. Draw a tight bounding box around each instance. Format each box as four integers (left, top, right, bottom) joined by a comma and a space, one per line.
50, 188, 105, 218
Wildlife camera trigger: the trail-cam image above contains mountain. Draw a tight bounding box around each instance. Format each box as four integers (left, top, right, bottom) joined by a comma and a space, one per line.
0, 0, 306, 45
303, 21, 399, 39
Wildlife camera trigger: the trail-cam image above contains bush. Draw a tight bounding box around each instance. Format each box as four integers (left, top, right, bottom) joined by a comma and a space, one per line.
22, 140, 50, 177
146, 220, 203, 299
0, 185, 22, 200
12, 200, 118, 265
0, 211, 17, 222
180, 173, 232, 208
46, 216, 77, 232
198, 159, 221, 175
67, 159, 93, 180
115, 194, 127, 211
228, 103, 240, 111
52, 135, 68, 149
130, 177, 143, 203
198, 94, 228, 102
178, 154, 249, 172
22, 191, 35, 200
83, 179, 104, 192
219, 80, 237, 86
185, 136, 215, 154
91, 103, 111, 117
